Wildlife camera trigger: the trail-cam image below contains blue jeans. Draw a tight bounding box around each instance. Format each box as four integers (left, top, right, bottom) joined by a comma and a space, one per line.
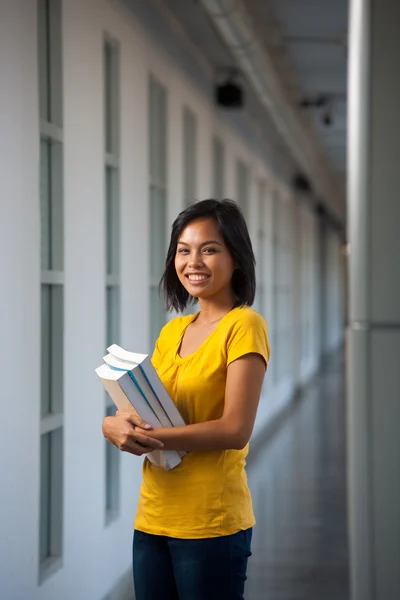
132, 528, 253, 600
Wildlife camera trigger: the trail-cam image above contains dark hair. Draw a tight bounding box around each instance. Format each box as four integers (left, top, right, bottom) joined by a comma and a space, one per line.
160, 199, 256, 312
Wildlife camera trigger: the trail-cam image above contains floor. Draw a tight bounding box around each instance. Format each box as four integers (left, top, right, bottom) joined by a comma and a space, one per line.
246, 356, 350, 600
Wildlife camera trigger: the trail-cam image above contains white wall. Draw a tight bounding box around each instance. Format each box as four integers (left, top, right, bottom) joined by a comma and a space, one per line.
0, 2, 41, 599
0, 0, 344, 598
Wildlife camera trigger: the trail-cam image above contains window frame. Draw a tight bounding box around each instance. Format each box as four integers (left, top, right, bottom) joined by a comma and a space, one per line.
148, 75, 168, 347
212, 136, 225, 199
236, 158, 250, 220
38, 0, 64, 581
182, 105, 197, 207
103, 34, 121, 525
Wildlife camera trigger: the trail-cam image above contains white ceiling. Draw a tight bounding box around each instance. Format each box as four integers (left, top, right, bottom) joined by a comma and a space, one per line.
161, 0, 348, 218
258, 0, 348, 185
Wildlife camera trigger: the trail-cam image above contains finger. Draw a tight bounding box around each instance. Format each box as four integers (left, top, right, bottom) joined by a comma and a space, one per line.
124, 413, 153, 430
120, 437, 157, 456
121, 441, 148, 456
133, 431, 164, 450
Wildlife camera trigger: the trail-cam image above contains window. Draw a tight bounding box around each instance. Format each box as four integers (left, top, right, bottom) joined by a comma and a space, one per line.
38, 0, 64, 579
212, 136, 225, 199
183, 106, 197, 207
236, 159, 249, 220
149, 76, 168, 346
104, 37, 121, 522
257, 180, 267, 316
272, 193, 292, 383
300, 210, 312, 361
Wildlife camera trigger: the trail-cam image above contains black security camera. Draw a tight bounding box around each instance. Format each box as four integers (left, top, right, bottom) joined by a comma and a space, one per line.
322, 107, 332, 126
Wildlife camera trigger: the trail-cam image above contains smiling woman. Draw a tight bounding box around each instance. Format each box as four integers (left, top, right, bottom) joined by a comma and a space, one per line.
176, 221, 235, 300
161, 199, 256, 313
102, 199, 270, 600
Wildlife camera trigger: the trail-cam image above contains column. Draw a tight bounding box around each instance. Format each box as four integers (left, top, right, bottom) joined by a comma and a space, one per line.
347, 1, 400, 599
0, 1, 40, 596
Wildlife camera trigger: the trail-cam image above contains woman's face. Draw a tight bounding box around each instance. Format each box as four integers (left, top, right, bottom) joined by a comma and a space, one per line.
174, 217, 236, 303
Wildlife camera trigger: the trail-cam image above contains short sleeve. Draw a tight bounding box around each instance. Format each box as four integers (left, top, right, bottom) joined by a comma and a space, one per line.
226, 309, 270, 367
150, 316, 186, 370
151, 336, 162, 370
150, 320, 171, 370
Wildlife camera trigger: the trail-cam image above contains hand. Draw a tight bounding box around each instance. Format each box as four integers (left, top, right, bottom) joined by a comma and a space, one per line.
115, 410, 152, 430
102, 412, 164, 456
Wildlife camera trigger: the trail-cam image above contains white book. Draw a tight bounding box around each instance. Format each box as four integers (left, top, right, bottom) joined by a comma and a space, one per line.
95, 363, 181, 470
103, 354, 174, 428
107, 344, 186, 428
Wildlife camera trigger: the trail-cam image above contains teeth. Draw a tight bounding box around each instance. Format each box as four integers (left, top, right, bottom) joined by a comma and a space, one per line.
188, 274, 208, 281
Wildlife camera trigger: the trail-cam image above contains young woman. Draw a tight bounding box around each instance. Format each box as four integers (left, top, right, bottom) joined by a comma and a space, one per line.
102, 199, 270, 600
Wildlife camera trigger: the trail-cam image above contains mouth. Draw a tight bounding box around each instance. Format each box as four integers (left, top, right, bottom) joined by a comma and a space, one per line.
185, 273, 210, 285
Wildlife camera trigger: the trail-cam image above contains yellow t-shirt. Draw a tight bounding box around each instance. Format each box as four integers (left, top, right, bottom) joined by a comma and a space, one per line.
134, 306, 270, 539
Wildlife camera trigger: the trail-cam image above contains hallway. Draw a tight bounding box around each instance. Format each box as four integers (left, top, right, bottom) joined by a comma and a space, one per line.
246, 355, 349, 600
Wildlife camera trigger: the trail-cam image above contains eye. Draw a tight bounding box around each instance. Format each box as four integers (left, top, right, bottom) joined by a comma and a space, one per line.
177, 248, 189, 254
202, 247, 217, 254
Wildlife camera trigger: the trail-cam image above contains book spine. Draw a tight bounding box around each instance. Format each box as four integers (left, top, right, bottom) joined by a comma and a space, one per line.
142, 358, 186, 427
138, 365, 174, 425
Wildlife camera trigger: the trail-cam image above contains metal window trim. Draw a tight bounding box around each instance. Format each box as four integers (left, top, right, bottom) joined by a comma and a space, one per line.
38, 556, 63, 586
41, 270, 64, 285
40, 120, 63, 143
105, 153, 120, 169
40, 413, 64, 435
106, 276, 120, 287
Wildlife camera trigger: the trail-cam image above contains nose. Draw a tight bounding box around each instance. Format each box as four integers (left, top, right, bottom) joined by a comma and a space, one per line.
188, 249, 204, 268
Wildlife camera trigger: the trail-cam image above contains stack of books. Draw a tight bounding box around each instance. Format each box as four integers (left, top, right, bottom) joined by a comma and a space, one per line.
96, 344, 186, 470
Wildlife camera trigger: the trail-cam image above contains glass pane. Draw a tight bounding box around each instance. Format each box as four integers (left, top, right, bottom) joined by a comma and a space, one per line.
213, 137, 225, 199
258, 181, 266, 290
106, 285, 120, 348
158, 85, 167, 185
40, 140, 50, 270
41, 285, 63, 416
50, 427, 63, 556
40, 427, 63, 562
38, 0, 49, 122
150, 285, 166, 349
236, 160, 248, 220
104, 40, 119, 155
149, 185, 166, 281
40, 432, 50, 561
183, 107, 196, 206
148, 78, 156, 180
50, 141, 64, 271
49, 0, 62, 127
105, 167, 119, 276
40, 140, 64, 271
104, 42, 113, 154
149, 77, 167, 185
38, 0, 62, 125
273, 328, 279, 384
105, 405, 120, 515
51, 286, 63, 414
41, 285, 51, 416
258, 287, 265, 318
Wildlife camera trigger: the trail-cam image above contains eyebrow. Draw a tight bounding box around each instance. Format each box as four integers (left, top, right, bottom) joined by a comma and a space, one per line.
177, 240, 223, 247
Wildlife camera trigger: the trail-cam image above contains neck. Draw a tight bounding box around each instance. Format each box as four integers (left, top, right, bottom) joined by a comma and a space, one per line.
197, 294, 235, 322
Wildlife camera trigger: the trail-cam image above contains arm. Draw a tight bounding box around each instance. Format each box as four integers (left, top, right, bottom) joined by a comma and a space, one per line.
125, 353, 266, 453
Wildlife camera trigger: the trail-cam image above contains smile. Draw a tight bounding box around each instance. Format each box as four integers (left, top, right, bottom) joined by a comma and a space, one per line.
186, 274, 210, 284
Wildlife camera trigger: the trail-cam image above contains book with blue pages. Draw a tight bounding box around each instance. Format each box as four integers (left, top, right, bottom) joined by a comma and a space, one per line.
95, 344, 186, 470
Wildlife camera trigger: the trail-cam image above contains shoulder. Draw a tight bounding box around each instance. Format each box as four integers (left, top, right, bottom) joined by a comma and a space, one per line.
224, 306, 270, 364
158, 314, 196, 343
228, 306, 267, 332
152, 314, 195, 367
